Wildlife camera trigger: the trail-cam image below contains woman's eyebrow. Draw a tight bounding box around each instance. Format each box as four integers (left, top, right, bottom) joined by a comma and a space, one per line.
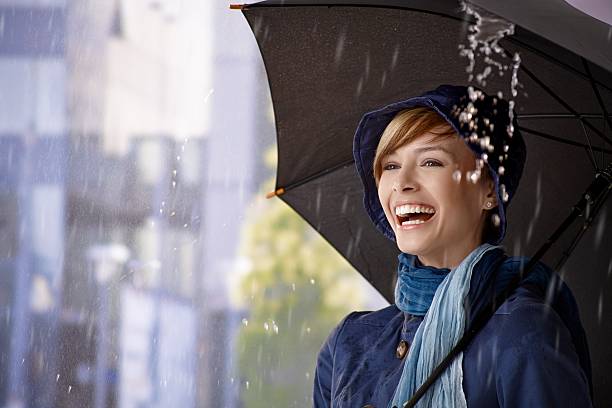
413, 144, 456, 159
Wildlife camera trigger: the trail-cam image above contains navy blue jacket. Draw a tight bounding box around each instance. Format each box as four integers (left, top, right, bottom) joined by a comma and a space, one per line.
313, 285, 592, 407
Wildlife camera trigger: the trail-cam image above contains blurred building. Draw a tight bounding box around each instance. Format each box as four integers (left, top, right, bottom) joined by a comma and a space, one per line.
61, 1, 209, 407
0, 0, 271, 407
0, 1, 68, 407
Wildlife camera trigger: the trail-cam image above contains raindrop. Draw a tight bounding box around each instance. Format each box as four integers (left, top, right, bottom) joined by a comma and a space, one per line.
467, 170, 481, 184
292, 283, 296, 291
526, 218, 534, 243
310, 278, 315, 285
341, 194, 349, 214
204, 88, 214, 104
68, 385, 72, 394
593, 209, 607, 248
242, 318, 248, 326
264, 322, 269, 331
491, 213, 501, 227
355, 77, 364, 98
597, 291, 603, 324
306, 327, 311, 333
391, 44, 400, 71
467, 86, 478, 101
452, 170, 462, 183
306, 372, 311, 379
500, 184, 509, 202
56, 374, 60, 382
172, 181, 176, 188
498, 166, 505, 175
273, 322, 279, 334
334, 31, 346, 64
246, 380, 250, 390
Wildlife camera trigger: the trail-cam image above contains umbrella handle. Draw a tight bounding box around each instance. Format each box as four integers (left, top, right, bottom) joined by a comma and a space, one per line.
401, 160, 612, 408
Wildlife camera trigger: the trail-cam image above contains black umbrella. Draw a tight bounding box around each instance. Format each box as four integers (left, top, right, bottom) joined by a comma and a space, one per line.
233, 0, 612, 404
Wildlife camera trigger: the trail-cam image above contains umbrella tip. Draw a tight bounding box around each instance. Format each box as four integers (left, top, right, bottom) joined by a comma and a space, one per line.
266, 187, 285, 199
229, 4, 244, 10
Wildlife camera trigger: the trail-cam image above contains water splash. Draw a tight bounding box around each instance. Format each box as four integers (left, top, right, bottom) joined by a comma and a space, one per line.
458, 2, 520, 91
457, 1, 524, 203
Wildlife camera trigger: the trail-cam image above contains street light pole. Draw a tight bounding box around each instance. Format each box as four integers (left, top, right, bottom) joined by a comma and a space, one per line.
87, 244, 130, 408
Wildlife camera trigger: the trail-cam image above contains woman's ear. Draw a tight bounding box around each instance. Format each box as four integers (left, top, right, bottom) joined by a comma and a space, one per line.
483, 179, 498, 210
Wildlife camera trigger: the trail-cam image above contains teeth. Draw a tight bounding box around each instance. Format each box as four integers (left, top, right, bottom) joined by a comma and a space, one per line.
395, 204, 436, 216
401, 219, 426, 225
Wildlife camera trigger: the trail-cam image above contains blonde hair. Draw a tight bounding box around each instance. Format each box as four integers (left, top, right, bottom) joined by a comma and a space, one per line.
373, 107, 457, 186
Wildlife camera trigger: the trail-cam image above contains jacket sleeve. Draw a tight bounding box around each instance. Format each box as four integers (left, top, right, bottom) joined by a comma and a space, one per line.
495, 300, 592, 407
313, 313, 354, 408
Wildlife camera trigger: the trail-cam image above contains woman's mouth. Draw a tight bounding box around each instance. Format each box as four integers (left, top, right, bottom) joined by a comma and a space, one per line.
394, 204, 436, 229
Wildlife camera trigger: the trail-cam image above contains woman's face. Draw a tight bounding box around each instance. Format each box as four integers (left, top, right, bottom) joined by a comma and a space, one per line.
377, 128, 496, 269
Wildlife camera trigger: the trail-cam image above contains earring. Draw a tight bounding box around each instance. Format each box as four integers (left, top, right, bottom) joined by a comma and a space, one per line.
485, 201, 493, 209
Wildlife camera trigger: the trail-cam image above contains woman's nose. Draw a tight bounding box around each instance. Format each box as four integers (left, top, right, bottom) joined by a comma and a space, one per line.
392, 169, 417, 192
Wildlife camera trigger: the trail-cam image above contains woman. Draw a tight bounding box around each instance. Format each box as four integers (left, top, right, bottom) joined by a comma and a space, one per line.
313, 85, 592, 407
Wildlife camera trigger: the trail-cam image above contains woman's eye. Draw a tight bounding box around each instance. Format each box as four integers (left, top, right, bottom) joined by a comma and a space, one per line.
422, 159, 442, 167
383, 163, 399, 170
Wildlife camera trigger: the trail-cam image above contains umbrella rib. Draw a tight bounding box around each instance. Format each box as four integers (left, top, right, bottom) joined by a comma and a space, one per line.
582, 58, 612, 133
578, 119, 600, 170
505, 49, 612, 147
506, 35, 612, 94
276, 158, 355, 194
517, 113, 612, 120
521, 71, 612, 146
517, 126, 612, 155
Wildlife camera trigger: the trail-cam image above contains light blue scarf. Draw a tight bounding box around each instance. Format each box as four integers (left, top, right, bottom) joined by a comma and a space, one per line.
389, 243, 501, 408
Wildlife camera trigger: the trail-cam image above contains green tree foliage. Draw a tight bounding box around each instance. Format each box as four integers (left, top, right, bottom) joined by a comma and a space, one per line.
235, 149, 365, 407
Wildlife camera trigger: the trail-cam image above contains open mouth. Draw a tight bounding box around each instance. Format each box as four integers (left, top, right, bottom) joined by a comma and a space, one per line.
395, 204, 436, 226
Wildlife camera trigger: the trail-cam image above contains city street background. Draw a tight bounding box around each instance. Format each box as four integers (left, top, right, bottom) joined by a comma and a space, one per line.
0, 1, 387, 407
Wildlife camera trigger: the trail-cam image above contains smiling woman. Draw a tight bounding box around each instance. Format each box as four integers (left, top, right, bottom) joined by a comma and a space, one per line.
313, 85, 593, 408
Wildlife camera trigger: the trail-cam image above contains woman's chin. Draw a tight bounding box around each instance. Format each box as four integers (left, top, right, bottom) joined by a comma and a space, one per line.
396, 239, 429, 256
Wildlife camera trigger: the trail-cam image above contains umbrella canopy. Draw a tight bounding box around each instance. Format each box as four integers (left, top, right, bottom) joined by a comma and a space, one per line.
236, 0, 612, 404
